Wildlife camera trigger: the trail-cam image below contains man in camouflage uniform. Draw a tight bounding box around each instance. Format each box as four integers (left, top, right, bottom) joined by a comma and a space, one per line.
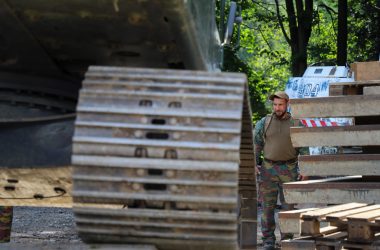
254, 91, 304, 250
0, 206, 13, 242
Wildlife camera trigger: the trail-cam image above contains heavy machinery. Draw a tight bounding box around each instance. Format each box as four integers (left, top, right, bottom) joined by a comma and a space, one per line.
0, 0, 256, 249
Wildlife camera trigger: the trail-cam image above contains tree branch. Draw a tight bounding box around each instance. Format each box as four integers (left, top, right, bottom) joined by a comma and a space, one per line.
257, 25, 273, 50
285, 0, 298, 46
304, 0, 314, 44
318, 3, 338, 14
321, 2, 337, 37
274, 0, 291, 44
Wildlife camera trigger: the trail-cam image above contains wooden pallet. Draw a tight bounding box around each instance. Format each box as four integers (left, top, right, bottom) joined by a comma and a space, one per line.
297, 154, 380, 176
329, 80, 380, 96
283, 78, 380, 205
280, 203, 380, 249
283, 176, 380, 204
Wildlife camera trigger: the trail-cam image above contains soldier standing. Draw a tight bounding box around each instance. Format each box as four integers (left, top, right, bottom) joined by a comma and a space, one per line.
254, 91, 304, 250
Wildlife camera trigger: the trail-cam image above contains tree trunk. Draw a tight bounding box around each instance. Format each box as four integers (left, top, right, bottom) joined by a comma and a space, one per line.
337, 0, 348, 65
291, 44, 308, 76
375, 0, 380, 60
277, 0, 313, 76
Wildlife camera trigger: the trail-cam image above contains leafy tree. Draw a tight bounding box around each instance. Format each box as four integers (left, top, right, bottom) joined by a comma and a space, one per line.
217, 1, 292, 121
347, 0, 380, 62
274, 0, 314, 76
217, 0, 380, 122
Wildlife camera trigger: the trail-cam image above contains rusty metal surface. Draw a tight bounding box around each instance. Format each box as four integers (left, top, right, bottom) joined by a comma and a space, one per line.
71, 67, 250, 248
0, 167, 72, 207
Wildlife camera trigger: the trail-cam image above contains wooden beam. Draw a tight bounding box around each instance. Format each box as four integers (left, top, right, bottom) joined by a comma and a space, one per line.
329, 80, 380, 96
364, 86, 380, 95
301, 203, 368, 220
281, 238, 316, 250
298, 154, 380, 176
326, 205, 380, 222
290, 125, 380, 147
283, 176, 380, 204
290, 95, 380, 118
279, 208, 318, 234
0, 166, 72, 207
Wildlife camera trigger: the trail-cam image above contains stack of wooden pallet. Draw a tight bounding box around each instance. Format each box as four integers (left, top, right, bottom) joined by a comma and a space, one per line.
280, 203, 380, 250
283, 79, 380, 204
280, 76, 380, 248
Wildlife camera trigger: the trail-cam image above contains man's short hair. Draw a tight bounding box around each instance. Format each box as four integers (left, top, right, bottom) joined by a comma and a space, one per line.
269, 91, 289, 101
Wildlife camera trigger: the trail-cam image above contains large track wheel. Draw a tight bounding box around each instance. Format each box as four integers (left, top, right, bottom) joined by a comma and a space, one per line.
72, 66, 253, 249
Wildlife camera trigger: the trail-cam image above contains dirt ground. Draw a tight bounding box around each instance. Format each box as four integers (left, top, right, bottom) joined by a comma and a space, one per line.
1, 206, 282, 249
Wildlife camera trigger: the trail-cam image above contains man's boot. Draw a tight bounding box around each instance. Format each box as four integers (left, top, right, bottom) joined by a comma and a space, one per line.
262, 239, 275, 250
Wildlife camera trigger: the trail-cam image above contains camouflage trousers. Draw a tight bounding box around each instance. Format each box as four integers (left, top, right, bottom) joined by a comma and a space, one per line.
258, 160, 299, 244
0, 206, 13, 242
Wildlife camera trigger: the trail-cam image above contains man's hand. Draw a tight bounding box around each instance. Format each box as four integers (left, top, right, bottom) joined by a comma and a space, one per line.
297, 174, 308, 181
255, 165, 261, 175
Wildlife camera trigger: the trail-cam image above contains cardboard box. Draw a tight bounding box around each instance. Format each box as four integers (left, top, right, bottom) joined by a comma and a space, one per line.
351, 61, 380, 80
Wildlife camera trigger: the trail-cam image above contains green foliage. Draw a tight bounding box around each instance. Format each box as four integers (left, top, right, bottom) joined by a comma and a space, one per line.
308, 6, 337, 65
347, 0, 380, 61
217, 0, 379, 123
220, 1, 292, 122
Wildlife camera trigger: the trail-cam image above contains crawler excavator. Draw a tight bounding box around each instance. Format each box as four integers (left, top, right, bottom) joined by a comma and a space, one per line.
0, 0, 256, 249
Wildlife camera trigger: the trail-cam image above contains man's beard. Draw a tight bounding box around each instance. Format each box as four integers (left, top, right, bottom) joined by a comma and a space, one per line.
274, 110, 286, 118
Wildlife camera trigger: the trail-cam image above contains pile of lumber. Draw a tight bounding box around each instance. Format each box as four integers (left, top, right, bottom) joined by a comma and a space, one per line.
280, 203, 380, 250
283, 78, 380, 204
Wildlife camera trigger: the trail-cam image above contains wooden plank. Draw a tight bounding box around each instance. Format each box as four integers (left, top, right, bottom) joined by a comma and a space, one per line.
329, 80, 380, 96
283, 176, 380, 204
351, 61, 380, 81
301, 222, 340, 236
374, 217, 380, 225
347, 209, 380, 222
342, 241, 377, 250
347, 222, 378, 242
281, 237, 316, 250
298, 154, 380, 176
329, 84, 345, 96
279, 208, 318, 234
327, 205, 380, 222
317, 231, 347, 242
330, 80, 380, 87
290, 125, 380, 147
0, 166, 72, 207
364, 86, 380, 95
315, 231, 346, 250
238, 220, 257, 248
320, 225, 340, 235
302, 203, 368, 220
290, 95, 380, 118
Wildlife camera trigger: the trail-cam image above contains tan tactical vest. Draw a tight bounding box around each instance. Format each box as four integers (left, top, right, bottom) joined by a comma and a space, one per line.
263, 114, 297, 161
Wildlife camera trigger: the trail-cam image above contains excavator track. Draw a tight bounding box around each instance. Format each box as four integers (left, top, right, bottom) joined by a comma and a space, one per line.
72, 66, 250, 249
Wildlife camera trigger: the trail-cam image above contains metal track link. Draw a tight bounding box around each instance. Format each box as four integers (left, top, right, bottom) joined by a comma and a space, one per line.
72, 66, 249, 249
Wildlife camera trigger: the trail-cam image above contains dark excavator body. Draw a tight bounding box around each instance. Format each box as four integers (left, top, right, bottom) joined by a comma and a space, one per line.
0, 1, 257, 249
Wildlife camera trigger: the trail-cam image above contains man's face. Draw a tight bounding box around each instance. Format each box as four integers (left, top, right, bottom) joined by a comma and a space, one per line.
272, 97, 288, 118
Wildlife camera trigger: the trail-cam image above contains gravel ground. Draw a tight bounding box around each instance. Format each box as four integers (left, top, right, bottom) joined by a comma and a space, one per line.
1, 206, 284, 249
9, 207, 81, 244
